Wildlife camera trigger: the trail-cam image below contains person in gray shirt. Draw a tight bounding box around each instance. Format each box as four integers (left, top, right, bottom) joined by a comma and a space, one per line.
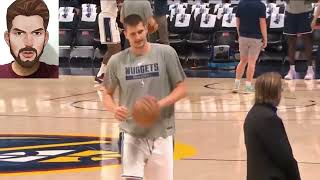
284, 0, 319, 80
103, 14, 187, 180
120, 0, 158, 33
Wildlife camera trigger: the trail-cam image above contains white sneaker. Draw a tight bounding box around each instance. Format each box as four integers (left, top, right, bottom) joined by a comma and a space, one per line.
244, 85, 255, 94
284, 69, 296, 80
232, 80, 241, 93
304, 69, 314, 80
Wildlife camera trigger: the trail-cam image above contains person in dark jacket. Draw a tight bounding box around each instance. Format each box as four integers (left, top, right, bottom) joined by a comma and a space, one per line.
244, 72, 301, 180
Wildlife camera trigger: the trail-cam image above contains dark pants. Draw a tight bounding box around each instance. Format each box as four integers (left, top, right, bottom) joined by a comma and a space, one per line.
155, 15, 169, 44
102, 43, 121, 65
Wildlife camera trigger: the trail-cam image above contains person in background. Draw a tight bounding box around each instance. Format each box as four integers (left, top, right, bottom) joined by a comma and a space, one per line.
94, 0, 122, 83
233, 0, 267, 93
283, 0, 317, 80
153, 0, 169, 44
120, 0, 158, 44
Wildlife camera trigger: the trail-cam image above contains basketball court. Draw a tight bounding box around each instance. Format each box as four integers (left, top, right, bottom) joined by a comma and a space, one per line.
0, 76, 319, 179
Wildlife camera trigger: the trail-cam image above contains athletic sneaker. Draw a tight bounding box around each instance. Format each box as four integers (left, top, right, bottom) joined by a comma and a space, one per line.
284, 69, 296, 80
94, 74, 104, 84
232, 80, 241, 93
304, 68, 314, 80
244, 85, 255, 94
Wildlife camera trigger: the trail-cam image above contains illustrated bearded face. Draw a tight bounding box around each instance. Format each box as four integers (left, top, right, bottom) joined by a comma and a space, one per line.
5, 15, 48, 68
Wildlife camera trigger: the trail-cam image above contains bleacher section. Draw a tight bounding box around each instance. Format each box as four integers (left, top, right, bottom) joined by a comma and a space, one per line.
59, 0, 320, 74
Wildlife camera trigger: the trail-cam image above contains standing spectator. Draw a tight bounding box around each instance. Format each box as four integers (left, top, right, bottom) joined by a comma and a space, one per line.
94, 0, 122, 83
233, 0, 267, 93
120, 0, 158, 38
244, 72, 301, 180
154, 0, 169, 44
284, 0, 315, 80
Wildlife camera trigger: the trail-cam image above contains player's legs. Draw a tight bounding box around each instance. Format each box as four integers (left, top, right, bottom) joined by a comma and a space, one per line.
96, 14, 121, 83
234, 36, 249, 93
302, 33, 315, 80
144, 136, 173, 180
121, 132, 150, 180
155, 15, 169, 45
284, 11, 298, 80
245, 38, 263, 93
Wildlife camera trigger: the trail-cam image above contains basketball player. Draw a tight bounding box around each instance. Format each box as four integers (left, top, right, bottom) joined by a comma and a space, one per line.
244, 72, 301, 180
95, 0, 122, 83
0, 0, 58, 78
103, 14, 187, 180
284, 0, 318, 80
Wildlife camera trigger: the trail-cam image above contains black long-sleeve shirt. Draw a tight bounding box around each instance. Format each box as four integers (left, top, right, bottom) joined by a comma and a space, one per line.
244, 103, 301, 180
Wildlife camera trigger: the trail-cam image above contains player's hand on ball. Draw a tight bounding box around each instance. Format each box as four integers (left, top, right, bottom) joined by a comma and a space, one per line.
132, 96, 160, 128
114, 106, 128, 121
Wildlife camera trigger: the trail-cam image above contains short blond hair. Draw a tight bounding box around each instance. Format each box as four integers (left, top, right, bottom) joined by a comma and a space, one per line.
255, 72, 282, 105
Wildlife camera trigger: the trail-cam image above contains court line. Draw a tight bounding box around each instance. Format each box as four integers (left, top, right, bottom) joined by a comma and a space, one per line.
204, 83, 320, 92
42, 91, 97, 101
0, 133, 115, 139
1, 114, 320, 122
182, 158, 320, 165
0, 114, 109, 120
0, 165, 120, 176
0, 140, 110, 152
70, 99, 317, 113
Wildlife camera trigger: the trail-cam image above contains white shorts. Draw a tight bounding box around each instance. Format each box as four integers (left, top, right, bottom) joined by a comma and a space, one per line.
120, 132, 173, 180
98, 13, 121, 44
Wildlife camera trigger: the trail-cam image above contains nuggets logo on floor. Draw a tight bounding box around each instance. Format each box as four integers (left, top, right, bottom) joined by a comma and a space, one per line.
0, 134, 120, 173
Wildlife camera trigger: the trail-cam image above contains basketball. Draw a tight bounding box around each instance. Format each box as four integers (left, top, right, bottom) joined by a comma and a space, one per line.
132, 96, 160, 128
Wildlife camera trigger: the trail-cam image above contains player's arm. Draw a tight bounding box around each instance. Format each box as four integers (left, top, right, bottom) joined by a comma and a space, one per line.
144, 1, 158, 32
120, 4, 124, 23
103, 88, 117, 113
158, 81, 187, 108
103, 88, 128, 121
158, 46, 187, 108
147, 16, 159, 33
236, 17, 240, 38
102, 58, 128, 121
259, 4, 267, 49
235, 4, 240, 37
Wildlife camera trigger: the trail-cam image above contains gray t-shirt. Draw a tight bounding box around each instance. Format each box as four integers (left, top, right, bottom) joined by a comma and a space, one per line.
121, 0, 153, 22
104, 43, 186, 139
286, 1, 313, 14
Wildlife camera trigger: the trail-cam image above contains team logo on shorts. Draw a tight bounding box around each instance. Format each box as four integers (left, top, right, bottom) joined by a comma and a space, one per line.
0, 134, 120, 174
